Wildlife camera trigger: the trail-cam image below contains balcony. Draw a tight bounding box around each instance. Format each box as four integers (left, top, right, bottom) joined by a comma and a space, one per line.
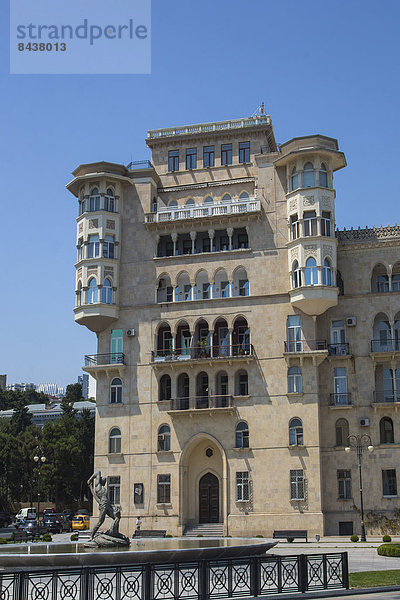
329, 393, 352, 407
83, 353, 126, 378
126, 160, 153, 169
370, 339, 400, 360
328, 343, 350, 356
284, 340, 328, 366
145, 198, 260, 225
373, 390, 400, 407
152, 344, 254, 365
167, 395, 234, 415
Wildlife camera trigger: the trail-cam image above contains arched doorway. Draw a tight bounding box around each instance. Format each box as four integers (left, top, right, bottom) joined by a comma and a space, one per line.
199, 472, 219, 523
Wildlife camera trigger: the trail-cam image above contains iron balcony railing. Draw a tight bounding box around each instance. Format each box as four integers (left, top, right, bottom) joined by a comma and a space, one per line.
145, 198, 260, 223
152, 344, 254, 362
328, 343, 350, 356
284, 340, 327, 353
169, 395, 233, 411
373, 390, 400, 403
329, 393, 352, 406
371, 339, 400, 352
84, 353, 125, 367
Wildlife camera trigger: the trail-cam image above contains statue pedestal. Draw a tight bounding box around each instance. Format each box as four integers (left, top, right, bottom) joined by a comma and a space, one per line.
84, 530, 130, 548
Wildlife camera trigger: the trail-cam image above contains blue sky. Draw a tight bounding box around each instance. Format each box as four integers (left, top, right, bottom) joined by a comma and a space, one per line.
1, 0, 400, 388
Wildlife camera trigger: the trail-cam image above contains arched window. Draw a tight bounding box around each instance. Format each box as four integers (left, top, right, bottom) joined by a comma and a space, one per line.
204, 196, 214, 205
291, 167, 299, 191
158, 424, 171, 451
305, 257, 318, 285
289, 418, 303, 446
292, 261, 301, 288
322, 258, 332, 286
186, 198, 195, 206
110, 378, 122, 404
288, 367, 302, 393
159, 375, 171, 401
377, 274, 389, 293
235, 370, 248, 396
101, 278, 113, 304
109, 427, 121, 453
335, 418, 349, 447
319, 163, 328, 188
169, 200, 178, 208
302, 162, 315, 188
221, 193, 232, 203
104, 188, 115, 212
235, 421, 249, 448
87, 278, 98, 304
89, 187, 100, 212
177, 373, 189, 410
380, 417, 394, 444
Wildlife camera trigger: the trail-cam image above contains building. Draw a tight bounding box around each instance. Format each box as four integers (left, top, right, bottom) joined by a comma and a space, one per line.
0, 375, 6, 391
78, 374, 90, 399
36, 383, 65, 397
0, 400, 95, 427
67, 112, 400, 537
7, 382, 36, 392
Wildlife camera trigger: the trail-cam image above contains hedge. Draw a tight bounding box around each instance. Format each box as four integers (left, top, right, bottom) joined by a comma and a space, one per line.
377, 543, 400, 557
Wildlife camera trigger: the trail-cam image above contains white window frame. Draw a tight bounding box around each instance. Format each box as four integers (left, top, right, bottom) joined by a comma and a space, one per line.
108, 476, 120, 504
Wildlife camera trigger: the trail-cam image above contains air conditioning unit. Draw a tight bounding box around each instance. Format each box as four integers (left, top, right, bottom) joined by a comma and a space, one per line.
360, 418, 370, 427
126, 328, 135, 337
346, 317, 357, 327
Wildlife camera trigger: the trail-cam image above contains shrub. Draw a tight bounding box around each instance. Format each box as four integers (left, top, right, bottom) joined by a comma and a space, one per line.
0, 538, 7, 544
377, 543, 400, 557
287, 537, 294, 543
42, 533, 52, 542
383, 535, 392, 543
255, 534, 263, 538
350, 535, 359, 542
70, 533, 79, 541
165, 534, 173, 538
196, 534, 204, 537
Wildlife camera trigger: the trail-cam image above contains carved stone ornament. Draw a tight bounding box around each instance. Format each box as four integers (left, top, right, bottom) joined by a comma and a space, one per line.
290, 248, 299, 260
106, 220, 116, 230
323, 245, 334, 258
104, 267, 114, 276
321, 196, 331, 208
87, 267, 98, 276
89, 219, 98, 229
78, 223, 83, 233
289, 199, 297, 211
303, 196, 315, 206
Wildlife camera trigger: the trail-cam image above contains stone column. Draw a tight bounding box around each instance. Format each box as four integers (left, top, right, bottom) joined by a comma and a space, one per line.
82, 286, 88, 305
190, 231, 197, 255
172, 232, 178, 256
227, 227, 233, 251
228, 328, 233, 357
208, 229, 215, 252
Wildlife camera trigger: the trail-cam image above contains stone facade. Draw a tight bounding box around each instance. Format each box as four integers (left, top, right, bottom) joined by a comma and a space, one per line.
67, 115, 400, 538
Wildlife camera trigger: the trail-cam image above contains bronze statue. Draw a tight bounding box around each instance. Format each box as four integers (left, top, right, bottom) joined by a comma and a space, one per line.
86, 470, 129, 548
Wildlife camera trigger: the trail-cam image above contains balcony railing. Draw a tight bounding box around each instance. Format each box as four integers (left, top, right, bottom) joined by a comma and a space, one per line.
169, 395, 233, 411
145, 198, 260, 224
126, 160, 153, 169
84, 353, 125, 367
329, 393, 352, 406
147, 116, 271, 139
152, 344, 254, 362
284, 340, 327, 353
373, 390, 400, 403
371, 339, 400, 352
328, 343, 350, 356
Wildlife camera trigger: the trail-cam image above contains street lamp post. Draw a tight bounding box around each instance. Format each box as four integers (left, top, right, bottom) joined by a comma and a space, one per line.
33, 447, 46, 519
345, 434, 374, 542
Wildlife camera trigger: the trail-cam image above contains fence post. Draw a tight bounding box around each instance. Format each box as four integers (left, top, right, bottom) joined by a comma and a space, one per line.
81, 567, 90, 600
17, 571, 25, 600
298, 554, 307, 593
342, 552, 349, 589
250, 557, 259, 597
199, 560, 207, 600
144, 564, 152, 600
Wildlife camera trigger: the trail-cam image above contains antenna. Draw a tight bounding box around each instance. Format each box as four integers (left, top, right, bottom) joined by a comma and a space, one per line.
252, 102, 266, 117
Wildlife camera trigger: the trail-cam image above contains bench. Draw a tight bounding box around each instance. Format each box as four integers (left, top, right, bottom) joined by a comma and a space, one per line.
12, 531, 42, 543
134, 530, 166, 538
273, 530, 308, 542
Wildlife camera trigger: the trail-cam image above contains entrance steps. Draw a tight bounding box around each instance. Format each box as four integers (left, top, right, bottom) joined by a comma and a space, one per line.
184, 523, 224, 537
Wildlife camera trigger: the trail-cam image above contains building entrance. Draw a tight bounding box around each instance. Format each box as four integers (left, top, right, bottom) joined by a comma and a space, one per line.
199, 472, 219, 523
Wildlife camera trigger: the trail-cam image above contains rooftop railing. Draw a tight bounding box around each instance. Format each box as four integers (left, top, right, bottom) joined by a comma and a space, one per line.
145, 198, 260, 224
147, 116, 271, 139
126, 160, 153, 169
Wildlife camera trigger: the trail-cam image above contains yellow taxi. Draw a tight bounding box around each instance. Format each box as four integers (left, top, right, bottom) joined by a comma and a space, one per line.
71, 514, 90, 530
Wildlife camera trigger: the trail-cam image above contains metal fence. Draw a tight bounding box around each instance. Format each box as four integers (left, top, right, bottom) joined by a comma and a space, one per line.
0, 552, 348, 600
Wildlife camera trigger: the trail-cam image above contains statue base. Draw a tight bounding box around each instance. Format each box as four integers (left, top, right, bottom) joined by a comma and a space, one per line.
84, 530, 130, 549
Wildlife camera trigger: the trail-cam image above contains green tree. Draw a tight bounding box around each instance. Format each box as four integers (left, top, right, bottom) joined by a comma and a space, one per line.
9, 395, 32, 435
65, 383, 83, 404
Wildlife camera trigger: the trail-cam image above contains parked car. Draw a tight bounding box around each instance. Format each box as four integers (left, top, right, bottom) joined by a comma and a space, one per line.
62, 509, 75, 521
15, 507, 36, 523
43, 508, 56, 517
72, 514, 90, 530
17, 519, 46, 537
43, 514, 71, 534
0, 511, 12, 527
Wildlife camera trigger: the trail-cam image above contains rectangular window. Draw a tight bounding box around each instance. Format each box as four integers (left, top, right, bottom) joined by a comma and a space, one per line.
184, 284, 191, 301
287, 315, 302, 352
337, 470, 352, 499
321, 211, 331, 236
202, 283, 210, 299
333, 367, 348, 405
89, 195, 100, 212
166, 286, 173, 302
108, 476, 120, 505
237, 234, 249, 249
221, 143, 232, 166
382, 469, 397, 496
303, 211, 317, 236
157, 474, 171, 503
239, 279, 249, 296
88, 235, 100, 258
239, 373, 248, 395
168, 150, 179, 172
103, 236, 115, 259
183, 240, 192, 255
236, 471, 250, 501
239, 141, 250, 163
104, 195, 115, 212
221, 281, 230, 298
219, 236, 229, 251
290, 469, 305, 500
290, 214, 300, 240
186, 148, 197, 170
203, 145, 215, 167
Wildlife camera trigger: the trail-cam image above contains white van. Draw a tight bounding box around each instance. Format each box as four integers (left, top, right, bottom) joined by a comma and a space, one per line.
15, 507, 36, 521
